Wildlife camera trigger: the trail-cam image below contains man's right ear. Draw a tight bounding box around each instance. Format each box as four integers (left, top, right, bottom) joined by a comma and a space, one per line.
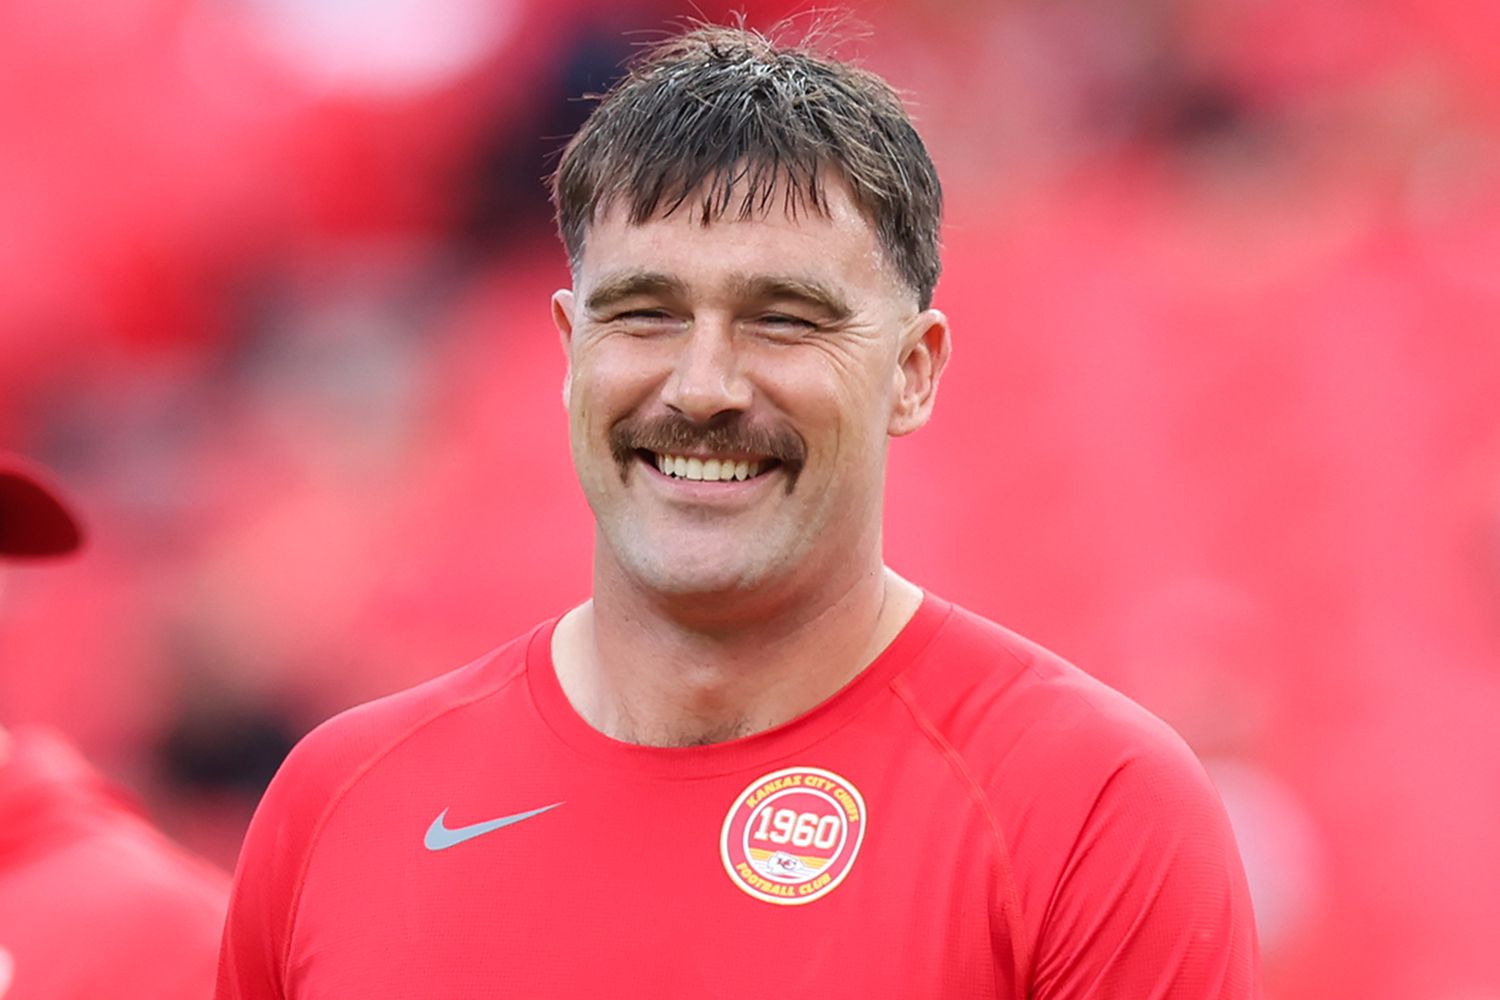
552, 289, 576, 409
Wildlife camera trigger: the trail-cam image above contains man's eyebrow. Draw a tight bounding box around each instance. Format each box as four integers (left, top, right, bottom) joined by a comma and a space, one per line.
584, 271, 687, 312
730, 275, 853, 320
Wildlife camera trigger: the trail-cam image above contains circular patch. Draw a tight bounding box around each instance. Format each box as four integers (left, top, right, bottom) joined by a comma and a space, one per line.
720, 766, 866, 905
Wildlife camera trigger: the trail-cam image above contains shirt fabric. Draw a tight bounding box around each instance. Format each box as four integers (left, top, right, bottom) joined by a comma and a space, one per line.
0, 729, 229, 1000
217, 594, 1260, 998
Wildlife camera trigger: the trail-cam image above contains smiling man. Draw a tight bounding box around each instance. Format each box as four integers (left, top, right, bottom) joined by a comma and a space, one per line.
218, 24, 1260, 999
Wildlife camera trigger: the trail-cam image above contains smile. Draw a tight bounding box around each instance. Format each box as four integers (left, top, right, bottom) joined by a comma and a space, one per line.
644, 452, 779, 482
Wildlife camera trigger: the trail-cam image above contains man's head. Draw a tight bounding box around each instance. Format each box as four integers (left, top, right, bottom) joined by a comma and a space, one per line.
552, 23, 943, 311
0, 457, 81, 560
550, 24, 950, 610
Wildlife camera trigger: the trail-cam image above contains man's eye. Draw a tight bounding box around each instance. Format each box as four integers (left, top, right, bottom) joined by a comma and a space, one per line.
755, 314, 816, 331
615, 309, 672, 321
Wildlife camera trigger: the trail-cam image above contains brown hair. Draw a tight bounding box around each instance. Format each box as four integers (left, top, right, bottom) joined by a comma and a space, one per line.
550, 23, 943, 309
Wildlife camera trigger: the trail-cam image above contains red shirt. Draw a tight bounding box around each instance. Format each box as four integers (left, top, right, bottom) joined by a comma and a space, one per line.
0, 729, 228, 1000
218, 595, 1259, 998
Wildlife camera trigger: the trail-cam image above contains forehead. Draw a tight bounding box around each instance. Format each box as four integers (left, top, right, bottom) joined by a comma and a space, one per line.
575, 175, 906, 306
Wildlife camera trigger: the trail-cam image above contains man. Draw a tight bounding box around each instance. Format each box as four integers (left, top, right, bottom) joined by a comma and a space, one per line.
0, 455, 229, 999
218, 24, 1259, 998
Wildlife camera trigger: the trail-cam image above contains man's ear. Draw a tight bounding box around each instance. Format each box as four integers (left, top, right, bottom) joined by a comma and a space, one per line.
888, 309, 951, 437
552, 289, 576, 410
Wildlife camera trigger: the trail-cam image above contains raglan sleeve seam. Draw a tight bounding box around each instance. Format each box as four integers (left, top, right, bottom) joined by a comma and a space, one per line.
889, 674, 1034, 1000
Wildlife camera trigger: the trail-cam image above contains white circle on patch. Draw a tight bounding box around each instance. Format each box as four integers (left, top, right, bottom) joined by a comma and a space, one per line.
720, 766, 867, 906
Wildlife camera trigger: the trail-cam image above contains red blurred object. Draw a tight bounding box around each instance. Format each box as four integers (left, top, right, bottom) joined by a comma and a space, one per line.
0, 456, 82, 558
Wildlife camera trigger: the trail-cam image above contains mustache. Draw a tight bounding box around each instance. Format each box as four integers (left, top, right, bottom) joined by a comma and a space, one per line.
609, 413, 807, 486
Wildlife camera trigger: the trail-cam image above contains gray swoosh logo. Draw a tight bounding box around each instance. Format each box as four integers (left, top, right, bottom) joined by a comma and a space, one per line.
423, 802, 563, 852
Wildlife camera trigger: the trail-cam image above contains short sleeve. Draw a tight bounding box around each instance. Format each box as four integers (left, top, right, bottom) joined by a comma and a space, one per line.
215, 727, 343, 1000
1029, 740, 1261, 999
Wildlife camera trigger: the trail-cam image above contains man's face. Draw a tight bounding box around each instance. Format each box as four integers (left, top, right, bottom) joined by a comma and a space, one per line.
554, 175, 948, 604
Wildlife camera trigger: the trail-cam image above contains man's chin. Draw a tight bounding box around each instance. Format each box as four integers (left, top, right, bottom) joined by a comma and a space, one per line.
607, 545, 780, 602
632, 564, 767, 600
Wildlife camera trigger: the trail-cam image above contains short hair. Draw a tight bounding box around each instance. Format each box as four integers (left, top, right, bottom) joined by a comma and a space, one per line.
551, 23, 943, 309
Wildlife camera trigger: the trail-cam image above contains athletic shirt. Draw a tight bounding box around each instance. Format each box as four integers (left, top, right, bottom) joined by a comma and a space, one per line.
217, 594, 1260, 998
0, 729, 228, 1000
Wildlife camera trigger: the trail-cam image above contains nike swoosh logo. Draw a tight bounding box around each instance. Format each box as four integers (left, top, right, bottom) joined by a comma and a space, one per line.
423, 802, 563, 852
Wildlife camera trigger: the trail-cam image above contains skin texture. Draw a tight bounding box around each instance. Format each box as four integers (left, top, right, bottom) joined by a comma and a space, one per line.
551, 174, 950, 747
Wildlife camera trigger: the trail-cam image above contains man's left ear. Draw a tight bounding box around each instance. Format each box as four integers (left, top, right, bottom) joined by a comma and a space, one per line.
888, 309, 951, 436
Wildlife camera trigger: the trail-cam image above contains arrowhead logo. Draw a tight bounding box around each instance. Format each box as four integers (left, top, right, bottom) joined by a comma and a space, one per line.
423, 802, 563, 852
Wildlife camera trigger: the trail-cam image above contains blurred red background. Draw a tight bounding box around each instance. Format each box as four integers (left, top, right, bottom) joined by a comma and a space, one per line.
2, 1, 1498, 996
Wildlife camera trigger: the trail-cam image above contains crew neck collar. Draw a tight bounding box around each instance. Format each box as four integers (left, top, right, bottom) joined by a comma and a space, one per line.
526, 592, 951, 780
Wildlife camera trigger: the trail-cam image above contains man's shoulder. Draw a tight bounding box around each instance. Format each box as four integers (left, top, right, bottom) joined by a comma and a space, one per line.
899, 599, 1237, 910
259, 622, 545, 824
901, 599, 1203, 788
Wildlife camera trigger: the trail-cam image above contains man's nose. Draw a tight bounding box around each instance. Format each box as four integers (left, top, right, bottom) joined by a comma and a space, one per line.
660, 316, 752, 422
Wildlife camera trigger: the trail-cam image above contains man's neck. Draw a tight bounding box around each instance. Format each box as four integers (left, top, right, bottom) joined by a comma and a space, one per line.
551, 566, 923, 747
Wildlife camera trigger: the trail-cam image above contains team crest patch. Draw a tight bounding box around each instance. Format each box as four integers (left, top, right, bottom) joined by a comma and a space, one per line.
720, 766, 866, 905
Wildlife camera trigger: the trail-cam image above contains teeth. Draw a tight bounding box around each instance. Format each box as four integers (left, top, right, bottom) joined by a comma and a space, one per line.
654, 453, 764, 482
